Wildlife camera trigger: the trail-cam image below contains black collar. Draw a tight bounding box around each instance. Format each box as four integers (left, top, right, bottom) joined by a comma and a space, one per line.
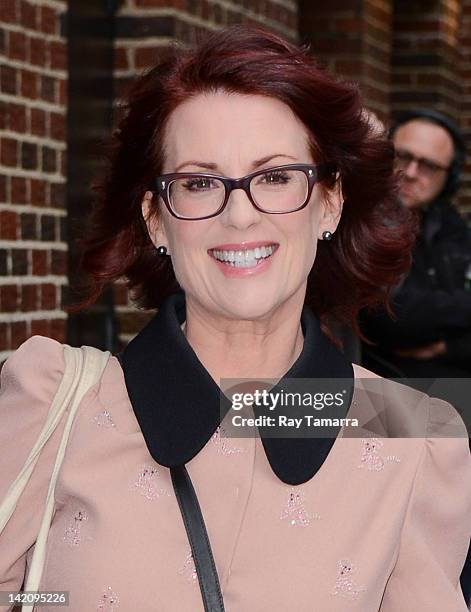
120, 293, 354, 485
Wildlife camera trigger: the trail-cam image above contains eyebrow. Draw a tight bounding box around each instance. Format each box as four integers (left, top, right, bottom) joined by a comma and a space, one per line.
174, 154, 299, 173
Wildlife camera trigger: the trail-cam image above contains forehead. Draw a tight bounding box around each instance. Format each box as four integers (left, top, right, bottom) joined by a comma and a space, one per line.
162, 91, 312, 171
393, 119, 454, 165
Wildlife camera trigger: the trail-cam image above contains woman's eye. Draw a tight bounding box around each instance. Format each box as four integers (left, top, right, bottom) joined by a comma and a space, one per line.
183, 178, 215, 191
259, 171, 290, 185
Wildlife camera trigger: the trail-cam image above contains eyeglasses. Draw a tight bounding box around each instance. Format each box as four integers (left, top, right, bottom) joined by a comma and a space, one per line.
394, 148, 450, 177
151, 163, 337, 220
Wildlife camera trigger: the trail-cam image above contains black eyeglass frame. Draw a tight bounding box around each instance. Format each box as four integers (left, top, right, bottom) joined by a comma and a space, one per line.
151, 163, 338, 220
394, 148, 450, 175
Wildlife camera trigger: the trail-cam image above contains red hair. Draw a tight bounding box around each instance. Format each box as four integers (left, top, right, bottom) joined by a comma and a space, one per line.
69, 26, 416, 338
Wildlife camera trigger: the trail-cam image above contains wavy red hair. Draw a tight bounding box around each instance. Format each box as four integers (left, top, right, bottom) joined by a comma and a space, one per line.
68, 26, 416, 339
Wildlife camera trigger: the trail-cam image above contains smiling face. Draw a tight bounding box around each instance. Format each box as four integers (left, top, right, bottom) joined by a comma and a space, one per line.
142, 91, 342, 322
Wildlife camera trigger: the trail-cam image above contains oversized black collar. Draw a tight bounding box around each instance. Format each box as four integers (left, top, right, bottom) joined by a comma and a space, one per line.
119, 293, 354, 485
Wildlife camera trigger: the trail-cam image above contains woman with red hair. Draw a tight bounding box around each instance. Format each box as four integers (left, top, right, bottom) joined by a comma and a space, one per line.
1, 26, 470, 611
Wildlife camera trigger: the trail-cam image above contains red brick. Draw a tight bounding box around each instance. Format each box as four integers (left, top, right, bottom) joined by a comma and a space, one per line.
1, 65, 17, 95
50, 112, 66, 141
20, 1, 37, 29
32, 249, 48, 275
115, 47, 129, 70
30, 37, 46, 67
58, 79, 67, 106
40, 75, 56, 102
50, 183, 65, 208
40, 5, 57, 35
30, 179, 47, 206
8, 31, 28, 62
0, 138, 17, 167
0, 323, 8, 351
21, 284, 38, 311
51, 250, 67, 275
50, 318, 66, 342
11, 177, 27, 204
11, 321, 28, 348
1, 286, 18, 312
0, 211, 18, 240
60, 150, 67, 176
0, 175, 7, 203
0, 101, 6, 130
31, 108, 46, 136
8, 103, 27, 133
31, 319, 51, 337
40, 283, 56, 309
21, 69, 37, 99
50, 40, 66, 70
2, 0, 18, 23
135, 46, 160, 68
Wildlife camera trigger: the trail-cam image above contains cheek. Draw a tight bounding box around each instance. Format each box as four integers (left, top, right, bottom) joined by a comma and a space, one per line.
283, 212, 318, 267
165, 224, 209, 283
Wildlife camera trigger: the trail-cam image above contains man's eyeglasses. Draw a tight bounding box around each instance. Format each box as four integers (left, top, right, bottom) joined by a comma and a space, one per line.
151, 163, 337, 221
394, 148, 450, 177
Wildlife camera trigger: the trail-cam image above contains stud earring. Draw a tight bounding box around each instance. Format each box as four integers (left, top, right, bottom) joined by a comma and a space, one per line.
322, 231, 333, 241
156, 245, 168, 256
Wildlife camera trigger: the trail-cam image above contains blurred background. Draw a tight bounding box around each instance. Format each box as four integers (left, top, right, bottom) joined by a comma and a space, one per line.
0, 0, 470, 358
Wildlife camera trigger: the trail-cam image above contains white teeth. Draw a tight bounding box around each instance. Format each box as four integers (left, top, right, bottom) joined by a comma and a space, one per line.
211, 245, 276, 268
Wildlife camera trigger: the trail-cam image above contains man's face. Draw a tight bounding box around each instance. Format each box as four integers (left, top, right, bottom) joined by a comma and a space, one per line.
392, 119, 455, 209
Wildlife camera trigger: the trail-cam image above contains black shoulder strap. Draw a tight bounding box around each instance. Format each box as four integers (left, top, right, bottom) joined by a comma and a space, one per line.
115, 352, 225, 611
171, 465, 225, 612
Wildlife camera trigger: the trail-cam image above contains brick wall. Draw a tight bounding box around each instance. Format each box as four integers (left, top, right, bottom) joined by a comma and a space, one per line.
300, 0, 470, 211
391, 0, 462, 117
0, 0, 67, 361
113, 0, 298, 345
299, 0, 393, 123
459, 0, 471, 214
2, 1, 471, 354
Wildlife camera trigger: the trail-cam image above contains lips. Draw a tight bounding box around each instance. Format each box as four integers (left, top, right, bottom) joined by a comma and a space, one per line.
208, 243, 278, 269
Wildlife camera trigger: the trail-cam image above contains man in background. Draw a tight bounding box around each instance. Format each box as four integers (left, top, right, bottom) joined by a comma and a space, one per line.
361, 109, 471, 379
360, 108, 471, 603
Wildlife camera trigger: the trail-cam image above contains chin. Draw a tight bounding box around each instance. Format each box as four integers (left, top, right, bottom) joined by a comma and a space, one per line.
216, 291, 284, 322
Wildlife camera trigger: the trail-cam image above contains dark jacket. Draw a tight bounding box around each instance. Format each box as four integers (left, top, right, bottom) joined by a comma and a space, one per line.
361, 197, 471, 371
360, 197, 471, 602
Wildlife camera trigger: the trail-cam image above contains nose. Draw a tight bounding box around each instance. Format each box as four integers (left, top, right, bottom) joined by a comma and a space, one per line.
403, 159, 419, 179
219, 187, 262, 230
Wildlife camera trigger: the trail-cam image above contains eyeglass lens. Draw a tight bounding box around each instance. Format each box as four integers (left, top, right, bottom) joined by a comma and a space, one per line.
395, 149, 446, 175
168, 169, 309, 219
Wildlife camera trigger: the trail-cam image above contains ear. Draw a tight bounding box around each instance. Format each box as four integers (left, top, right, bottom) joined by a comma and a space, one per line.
141, 191, 167, 249
317, 176, 344, 240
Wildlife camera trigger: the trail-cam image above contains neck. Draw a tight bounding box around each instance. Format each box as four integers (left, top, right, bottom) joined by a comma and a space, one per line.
182, 295, 305, 383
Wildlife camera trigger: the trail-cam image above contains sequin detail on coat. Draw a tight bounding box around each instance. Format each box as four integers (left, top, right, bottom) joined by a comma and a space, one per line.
131, 464, 170, 501
93, 409, 116, 428
97, 586, 120, 611
332, 559, 366, 599
63, 510, 89, 546
210, 425, 245, 455
179, 548, 198, 583
280, 487, 321, 527
358, 438, 401, 471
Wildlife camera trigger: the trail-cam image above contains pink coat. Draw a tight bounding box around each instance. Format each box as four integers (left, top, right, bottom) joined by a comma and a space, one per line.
1, 330, 470, 611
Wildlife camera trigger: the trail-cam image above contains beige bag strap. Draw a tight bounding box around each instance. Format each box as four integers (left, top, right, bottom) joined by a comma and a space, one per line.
0, 344, 110, 611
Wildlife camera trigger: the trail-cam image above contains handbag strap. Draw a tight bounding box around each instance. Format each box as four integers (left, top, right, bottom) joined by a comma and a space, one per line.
116, 352, 225, 612
170, 465, 225, 612
12, 345, 110, 611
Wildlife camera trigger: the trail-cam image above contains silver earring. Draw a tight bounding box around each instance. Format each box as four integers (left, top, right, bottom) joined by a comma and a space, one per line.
157, 245, 168, 256
322, 231, 333, 241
